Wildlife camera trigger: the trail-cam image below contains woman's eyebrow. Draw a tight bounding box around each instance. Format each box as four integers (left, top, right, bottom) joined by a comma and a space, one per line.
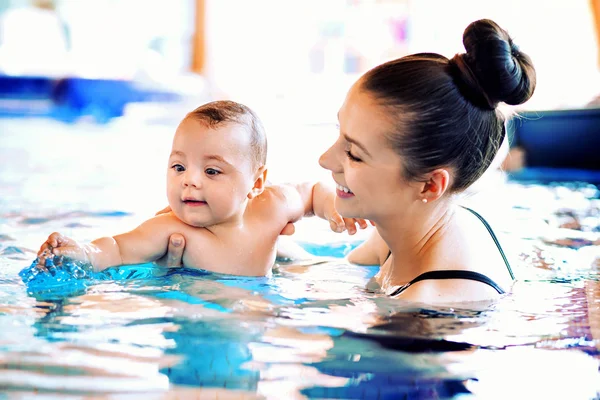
343, 134, 371, 157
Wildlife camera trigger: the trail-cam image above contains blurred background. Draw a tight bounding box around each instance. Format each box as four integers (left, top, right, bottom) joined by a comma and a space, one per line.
1, 0, 599, 233
2, 0, 598, 109
2, 3, 600, 397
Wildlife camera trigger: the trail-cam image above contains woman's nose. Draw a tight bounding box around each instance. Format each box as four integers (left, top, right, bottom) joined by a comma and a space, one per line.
319, 144, 336, 171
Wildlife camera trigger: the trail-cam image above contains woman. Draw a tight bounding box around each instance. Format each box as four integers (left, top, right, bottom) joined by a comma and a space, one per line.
163, 19, 536, 303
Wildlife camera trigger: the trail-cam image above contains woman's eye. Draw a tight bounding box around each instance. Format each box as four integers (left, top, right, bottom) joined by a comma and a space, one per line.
345, 150, 362, 162
205, 168, 220, 176
171, 164, 185, 172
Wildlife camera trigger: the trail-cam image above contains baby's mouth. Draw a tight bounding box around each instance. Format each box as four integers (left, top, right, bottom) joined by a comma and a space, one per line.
183, 199, 207, 206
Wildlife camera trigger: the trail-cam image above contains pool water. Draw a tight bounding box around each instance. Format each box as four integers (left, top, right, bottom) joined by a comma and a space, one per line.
1, 118, 600, 399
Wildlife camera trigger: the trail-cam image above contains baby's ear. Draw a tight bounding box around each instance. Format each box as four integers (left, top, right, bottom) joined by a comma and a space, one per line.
248, 166, 268, 199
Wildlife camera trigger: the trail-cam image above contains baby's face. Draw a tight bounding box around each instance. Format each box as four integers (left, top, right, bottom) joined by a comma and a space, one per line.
166, 117, 256, 228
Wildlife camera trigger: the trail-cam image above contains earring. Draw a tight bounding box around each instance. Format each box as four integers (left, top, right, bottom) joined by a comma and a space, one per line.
421, 198, 428, 203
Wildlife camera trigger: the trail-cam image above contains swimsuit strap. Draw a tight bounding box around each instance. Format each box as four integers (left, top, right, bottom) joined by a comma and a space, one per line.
384, 207, 513, 278
388, 269, 506, 297
381, 206, 515, 297
460, 206, 515, 280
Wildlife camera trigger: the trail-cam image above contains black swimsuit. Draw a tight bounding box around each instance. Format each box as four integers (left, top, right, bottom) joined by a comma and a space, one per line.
385, 207, 515, 297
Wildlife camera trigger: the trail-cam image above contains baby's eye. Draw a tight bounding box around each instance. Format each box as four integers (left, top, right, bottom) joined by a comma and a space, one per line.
205, 168, 220, 176
171, 164, 185, 172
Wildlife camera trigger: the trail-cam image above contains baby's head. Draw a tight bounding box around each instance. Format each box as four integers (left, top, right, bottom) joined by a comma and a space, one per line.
167, 100, 268, 227
186, 101, 267, 171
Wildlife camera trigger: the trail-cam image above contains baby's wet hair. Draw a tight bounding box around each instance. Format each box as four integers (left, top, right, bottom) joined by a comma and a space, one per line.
187, 100, 267, 169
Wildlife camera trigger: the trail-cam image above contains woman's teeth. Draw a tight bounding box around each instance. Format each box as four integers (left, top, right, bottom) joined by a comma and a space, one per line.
336, 183, 353, 194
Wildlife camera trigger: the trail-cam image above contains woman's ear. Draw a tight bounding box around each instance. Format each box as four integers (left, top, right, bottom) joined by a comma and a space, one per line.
419, 168, 450, 203
248, 166, 268, 199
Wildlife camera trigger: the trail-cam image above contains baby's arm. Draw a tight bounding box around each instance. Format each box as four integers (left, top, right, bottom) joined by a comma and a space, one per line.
276, 182, 368, 234
38, 214, 177, 272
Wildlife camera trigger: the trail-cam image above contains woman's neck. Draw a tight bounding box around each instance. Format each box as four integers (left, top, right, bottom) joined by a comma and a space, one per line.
375, 201, 457, 288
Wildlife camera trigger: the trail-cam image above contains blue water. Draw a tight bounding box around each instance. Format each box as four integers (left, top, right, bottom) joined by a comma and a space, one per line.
1, 118, 599, 399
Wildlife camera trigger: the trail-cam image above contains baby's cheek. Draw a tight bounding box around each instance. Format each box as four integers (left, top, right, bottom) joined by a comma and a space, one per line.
223, 184, 243, 200
166, 191, 180, 211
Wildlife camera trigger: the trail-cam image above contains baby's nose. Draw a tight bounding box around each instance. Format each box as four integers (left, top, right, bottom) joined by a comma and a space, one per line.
183, 171, 202, 188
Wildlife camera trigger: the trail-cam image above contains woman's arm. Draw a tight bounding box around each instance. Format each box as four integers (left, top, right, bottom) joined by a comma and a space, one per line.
347, 228, 388, 265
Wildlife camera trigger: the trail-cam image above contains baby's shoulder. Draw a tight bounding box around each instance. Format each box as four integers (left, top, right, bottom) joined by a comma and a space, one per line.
146, 211, 186, 227
146, 212, 207, 235
262, 184, 298, 204
252, 185, 287, 206
154, 213, 221, 249
247, 186, 290, 219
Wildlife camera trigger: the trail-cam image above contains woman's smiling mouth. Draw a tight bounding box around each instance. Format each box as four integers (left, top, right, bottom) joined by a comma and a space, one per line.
335, 183, 355, 198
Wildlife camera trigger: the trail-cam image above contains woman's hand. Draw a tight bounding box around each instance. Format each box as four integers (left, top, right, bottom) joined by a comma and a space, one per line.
153, 206, 185, 267
155, 207, 298, 268
155, 206, 172, 216
156, 233, 186, 268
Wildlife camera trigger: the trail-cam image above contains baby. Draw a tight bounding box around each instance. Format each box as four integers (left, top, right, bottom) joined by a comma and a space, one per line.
36, 100, 365, 276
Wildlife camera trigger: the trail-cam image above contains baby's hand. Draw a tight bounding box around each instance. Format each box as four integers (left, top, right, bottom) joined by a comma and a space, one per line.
37, 232, 89, 268
325, 208, 369, 235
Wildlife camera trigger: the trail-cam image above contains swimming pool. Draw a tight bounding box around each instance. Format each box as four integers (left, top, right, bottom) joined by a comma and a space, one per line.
1, 117, 599, 399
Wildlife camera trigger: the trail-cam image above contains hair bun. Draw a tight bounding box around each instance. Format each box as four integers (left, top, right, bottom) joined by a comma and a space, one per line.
450, 19, 536, 109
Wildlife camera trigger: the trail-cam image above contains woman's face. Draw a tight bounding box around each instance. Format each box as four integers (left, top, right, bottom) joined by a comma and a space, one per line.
319, 84, 419, 223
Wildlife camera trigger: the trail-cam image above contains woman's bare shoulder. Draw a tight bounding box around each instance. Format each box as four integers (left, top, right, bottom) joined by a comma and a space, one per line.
395, 277, 504, 303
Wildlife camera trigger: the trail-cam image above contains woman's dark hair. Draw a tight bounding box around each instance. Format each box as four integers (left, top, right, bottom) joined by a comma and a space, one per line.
360, 19, 536, 192
187, 100, 267, 169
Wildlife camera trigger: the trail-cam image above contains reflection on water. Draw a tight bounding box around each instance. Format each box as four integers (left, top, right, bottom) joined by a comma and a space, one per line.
1, 118, 600, 398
